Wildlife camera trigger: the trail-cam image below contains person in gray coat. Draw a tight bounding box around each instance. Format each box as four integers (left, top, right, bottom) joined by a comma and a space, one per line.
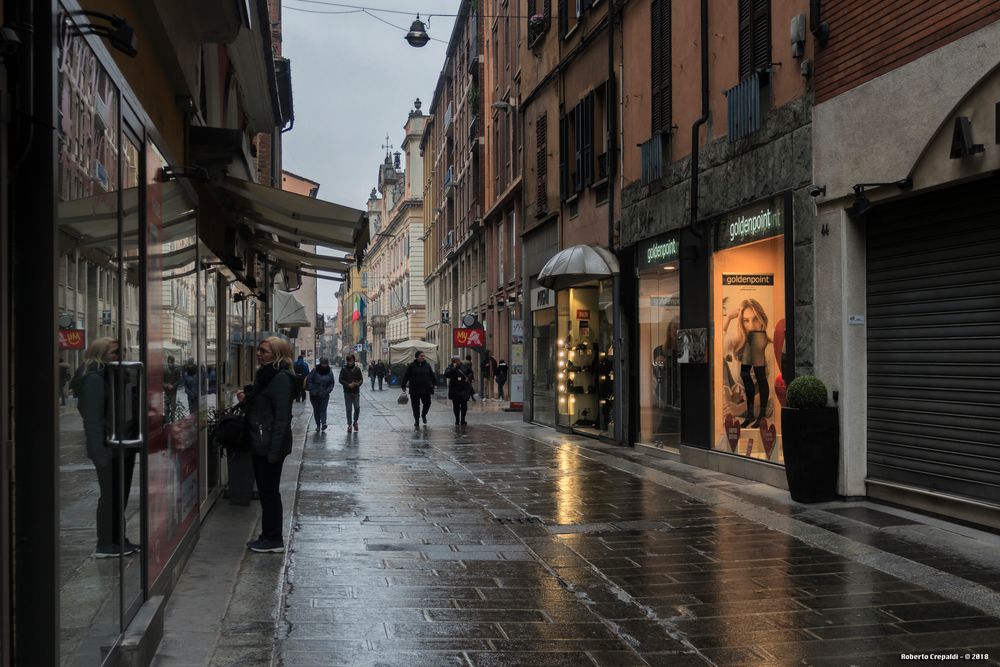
76, 337, 138, 558
306, 357, 336, 431
237, 336, 295, 553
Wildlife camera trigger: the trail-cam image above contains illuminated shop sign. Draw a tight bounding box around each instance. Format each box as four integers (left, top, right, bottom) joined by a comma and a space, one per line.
715, 201, 783, 250
638, 233, 680, 269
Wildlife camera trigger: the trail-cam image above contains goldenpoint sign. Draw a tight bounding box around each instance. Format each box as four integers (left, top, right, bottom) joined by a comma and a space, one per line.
717, 200, 783, 250
638, 233, 680, 269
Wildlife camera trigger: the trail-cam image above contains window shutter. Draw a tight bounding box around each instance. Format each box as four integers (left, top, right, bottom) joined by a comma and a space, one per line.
557, 0, 567, 38
739, 0, 770, 80
604, 78, 615, 178
651, 0, 671, 135
536, 113, 548, 214
738, 0, 752, 80
752, 0, 771, 75
573, 105, 583, 192
543, 0, 552, 25
559, 114, 568, 200
582, 92, 594, 187
528, 0, 537, 15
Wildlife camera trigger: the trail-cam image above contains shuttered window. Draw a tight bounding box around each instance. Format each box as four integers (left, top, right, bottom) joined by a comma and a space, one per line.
559, 114, 568, 200
738, 0, 770, 81
580, 92, 594, 188
651, 0, 671, 135
558, 0, 567, 38
536, 113, 548, 216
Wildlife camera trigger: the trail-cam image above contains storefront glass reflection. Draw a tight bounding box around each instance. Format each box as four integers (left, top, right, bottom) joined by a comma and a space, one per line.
56, 34, 141, 664
638, 266, 680, 449
145, 145, 200, 587
531, 287, 556, 426
712, 202, 787, 463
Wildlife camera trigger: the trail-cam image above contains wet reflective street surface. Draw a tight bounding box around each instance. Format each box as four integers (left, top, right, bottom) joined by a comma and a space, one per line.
201, 389, 1000, 667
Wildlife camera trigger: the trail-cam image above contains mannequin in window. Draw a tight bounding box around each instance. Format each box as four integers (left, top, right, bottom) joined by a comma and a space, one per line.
723, 298, 771, 428
652, 316, 679, 408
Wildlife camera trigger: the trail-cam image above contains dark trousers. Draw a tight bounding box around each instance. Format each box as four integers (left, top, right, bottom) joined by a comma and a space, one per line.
94, 451, 137, 548
377, 376, 384, 390
370, 376, 376, 390
452, 399, 468, 423
740, 364, 769, 423
497, 382, 506, 400
409, 393, 432, 422
344, 391, 360, 424
252, 455, 285, 542
295, 376, 307, 402
310, 394, 329, 426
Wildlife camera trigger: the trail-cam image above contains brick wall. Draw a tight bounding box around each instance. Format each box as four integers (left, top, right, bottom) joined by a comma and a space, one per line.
815, 0, 1000, 103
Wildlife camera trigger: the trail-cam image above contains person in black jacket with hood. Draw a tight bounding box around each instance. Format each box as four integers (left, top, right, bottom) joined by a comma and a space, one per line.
237, 336, 295, 553
444, 355, 474, 425
401, 351, 437, 427
305, 357, 336, 431
339, 355, 364, 432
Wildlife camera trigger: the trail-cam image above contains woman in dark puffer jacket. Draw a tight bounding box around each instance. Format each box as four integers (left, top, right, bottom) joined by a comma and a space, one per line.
237, 336, 295, 553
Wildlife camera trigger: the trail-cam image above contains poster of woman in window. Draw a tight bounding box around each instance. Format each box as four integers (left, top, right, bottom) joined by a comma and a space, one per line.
718, 274, 782, 460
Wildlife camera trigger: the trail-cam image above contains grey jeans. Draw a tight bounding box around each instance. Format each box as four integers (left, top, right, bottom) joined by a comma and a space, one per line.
344, 391, 360, 424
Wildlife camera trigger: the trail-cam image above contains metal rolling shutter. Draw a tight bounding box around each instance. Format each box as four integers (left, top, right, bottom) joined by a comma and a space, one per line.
866, 178, 1000, 505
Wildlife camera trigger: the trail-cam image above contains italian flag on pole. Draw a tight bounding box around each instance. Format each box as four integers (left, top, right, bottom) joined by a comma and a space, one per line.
352, 295, 360, 321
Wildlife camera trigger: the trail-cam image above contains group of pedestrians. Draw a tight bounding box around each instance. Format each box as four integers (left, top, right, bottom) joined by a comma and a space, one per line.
231, 348, 496, 555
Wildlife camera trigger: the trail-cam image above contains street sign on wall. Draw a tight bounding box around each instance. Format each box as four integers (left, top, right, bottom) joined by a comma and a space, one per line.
59, 328, 85, 350
509, 319, 524, 409
453, 327, 484, 348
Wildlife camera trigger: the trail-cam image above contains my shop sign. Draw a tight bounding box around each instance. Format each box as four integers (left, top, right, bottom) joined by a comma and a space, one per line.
715, 199, 784, 250
637, 233, 680, 269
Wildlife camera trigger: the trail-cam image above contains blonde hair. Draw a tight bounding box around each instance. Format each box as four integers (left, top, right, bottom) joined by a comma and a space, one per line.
262, 336, 294, 368
83, 337, 118, 368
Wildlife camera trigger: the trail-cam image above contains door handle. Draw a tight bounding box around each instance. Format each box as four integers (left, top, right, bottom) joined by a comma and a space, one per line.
106, 361, 146, 450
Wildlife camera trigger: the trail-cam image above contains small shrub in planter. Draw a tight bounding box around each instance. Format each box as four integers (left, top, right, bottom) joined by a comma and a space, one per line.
782, 375, 839, 503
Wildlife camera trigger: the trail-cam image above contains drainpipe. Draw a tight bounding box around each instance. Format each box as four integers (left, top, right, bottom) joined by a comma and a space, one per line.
690, 0, 709, 234
608, 2, 624, 444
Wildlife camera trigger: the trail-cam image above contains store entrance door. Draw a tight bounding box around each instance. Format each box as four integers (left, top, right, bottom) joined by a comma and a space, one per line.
55, 43, 146, 663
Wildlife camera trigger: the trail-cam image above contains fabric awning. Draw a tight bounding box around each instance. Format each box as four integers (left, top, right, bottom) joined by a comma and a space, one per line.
253, 237, 352, 275
273, 289, 311, 327
537, 244, 620, 290
219, 177, 366, 252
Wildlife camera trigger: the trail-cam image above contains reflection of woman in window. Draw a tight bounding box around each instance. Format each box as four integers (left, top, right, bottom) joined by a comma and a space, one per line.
76, 337, 139, 558
652, 317, 679, 408
724, 298, 771, 428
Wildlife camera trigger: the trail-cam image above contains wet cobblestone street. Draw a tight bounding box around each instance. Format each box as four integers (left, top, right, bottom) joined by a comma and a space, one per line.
205, 388, 1000, 667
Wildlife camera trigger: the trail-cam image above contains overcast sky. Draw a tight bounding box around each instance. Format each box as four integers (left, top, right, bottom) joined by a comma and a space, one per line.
281, 1, 459, 316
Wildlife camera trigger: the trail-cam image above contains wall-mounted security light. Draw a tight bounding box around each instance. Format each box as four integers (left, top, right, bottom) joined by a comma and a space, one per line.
71, 10, 138, 57
848, 177, 912, 216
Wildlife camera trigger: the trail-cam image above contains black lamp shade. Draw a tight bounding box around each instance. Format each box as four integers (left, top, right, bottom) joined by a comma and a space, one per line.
405, 18, 430, 47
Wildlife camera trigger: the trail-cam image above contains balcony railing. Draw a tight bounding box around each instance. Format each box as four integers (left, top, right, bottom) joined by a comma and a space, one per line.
443, 165, 455, 197
724, 71, 763, 143
443, 102, 454, 136
640, 134, 664, 185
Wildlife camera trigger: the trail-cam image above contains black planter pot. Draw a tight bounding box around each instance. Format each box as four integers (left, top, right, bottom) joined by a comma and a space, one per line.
781, 406, 840, 503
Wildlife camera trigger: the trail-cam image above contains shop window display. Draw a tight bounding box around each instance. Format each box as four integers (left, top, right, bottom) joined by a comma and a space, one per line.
638, 266, 680, 449
712, 208, 787, 462
556, 284, 614, 435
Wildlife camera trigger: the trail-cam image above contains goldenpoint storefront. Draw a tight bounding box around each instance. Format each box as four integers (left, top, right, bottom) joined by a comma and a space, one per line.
631, 197, 796, 484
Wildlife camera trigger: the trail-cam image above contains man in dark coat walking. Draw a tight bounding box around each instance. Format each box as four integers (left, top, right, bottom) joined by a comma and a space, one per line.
495, 359, 509, 400
401, 351, 437, 428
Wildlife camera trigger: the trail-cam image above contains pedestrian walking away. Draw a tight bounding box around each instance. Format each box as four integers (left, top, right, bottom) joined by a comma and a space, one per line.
368, 363, 376, 391
162, 355, 181, 422
239, 336, 295, 553
339, 354, 363, 431
58, 357, 71, 406
373, 359, 387, 390
444, 355, 474, 425
305, 356, 335, 431
495, 359, 509, 401
76, 337, 139, 559
401, 350, 437, 427
461, 356, 477, 402
293, 354, 310, 403
480, 351, 496, 399
182, 359, 199, 414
